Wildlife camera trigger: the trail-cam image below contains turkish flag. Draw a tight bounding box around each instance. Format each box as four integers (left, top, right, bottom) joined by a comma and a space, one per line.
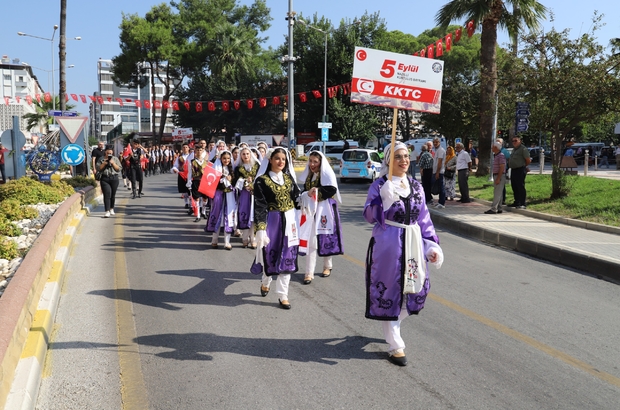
299, 93, 307, 103
80, 95, 87, 103
343, 83, 351, 95
222, 101, 230, 111
467, 20, 475, 37
172, 101, 179, 111
106, 96, 112, 103
446, 33, 453, 52
97, 96, 104, 104
427, 44, 434, 59
15, 96, 21, 103
455, 28, 462, 42
413, 52, 419, 57
178, 160, 189, 181
247, 99, 254, 109
154, 100, 161, 109
26, 95, 32, 104
122, 143, 132, 159
4, 97, 9, 106
88, 95, 95, 102
420, 48, 426, 58
436, 39, 443, 57
234, 100, 241, 110
36, 94, 41, 102
71, 93, 78, 101
259, 97, 267, 108
272, 96, 281, 105
163, 100, 170, 109
135, 100, 142, 108
125, 98, 133, 102
208, 101, 215, 111
312, 90, 321, 99
116, 98, 124, 106
196, 102, 203, 112
198, 162, 222, 198
184, 101, 190, 110
144, 100, 152, 109
67, 94, 72, 102
44, 92, 51, 102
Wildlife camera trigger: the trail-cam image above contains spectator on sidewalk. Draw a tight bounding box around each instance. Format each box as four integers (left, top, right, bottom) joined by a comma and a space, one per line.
444, 146, 457, 201
418, 144, 434, 204
497, 138, 511, 205
96, 147, 121, 218
468, 141, 478, 169
0, 143, 9, 183
455, 142, 472, 203
407, 143, 417, 179
509, 135, 531, 209
485, 142, 506, 215
431, 137, 446, 209
91, 141, 106, 176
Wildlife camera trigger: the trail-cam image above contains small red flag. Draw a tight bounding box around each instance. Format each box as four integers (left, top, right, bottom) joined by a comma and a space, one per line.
163, 100, 170, 109
196, 102, 203, 112
222, 101, 230, 111
144, 100, 151, 109
467, 20, 475, 37
198, 162, 222, 198
106, 96, 112, 103
299, 93, 307, 103
413, 52, 419, 57
427, 44, 434, 59
4, 97, 9, 106
116, 98, 124, 106
44, 92, 51, 102
36, 94, 42, 102
446, 33, 453, 52
97, 96, 104, 104
436, 39, 443, 57
455, 28, 462, 42
233, 100, 241, 110
312, 90, 321, 99
26, 95, 32, 105
420, 48, 426, 58
172, 101, 179, 111
71, 93, 78, 101
184, 101, 190, 110
259, 97, 267, 108
208, 101, 215, 111
247, 99, 254, 109
16, 96, 21, 103
272, 96, 281, 105
80, 95, 87, 103
122, 143, 132, 159
154, 100, 161, 109
135, 100, 142, 108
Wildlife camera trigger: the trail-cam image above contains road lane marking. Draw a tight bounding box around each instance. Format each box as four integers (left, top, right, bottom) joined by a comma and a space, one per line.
114, 206, 150, 409
339, 253, 620, 388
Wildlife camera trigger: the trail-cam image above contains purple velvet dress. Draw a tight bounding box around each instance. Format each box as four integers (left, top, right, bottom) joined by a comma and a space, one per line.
253, 173, 301, 276
234, 163, 259, 230
205, 177, 235, 234
301, 175, 344, 257
363, 176, 439, 320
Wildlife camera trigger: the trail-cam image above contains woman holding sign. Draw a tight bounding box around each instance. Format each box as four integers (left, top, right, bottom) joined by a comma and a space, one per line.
363, 142, 443, 366
298, 151, 344, 284
252, 148, 300, 310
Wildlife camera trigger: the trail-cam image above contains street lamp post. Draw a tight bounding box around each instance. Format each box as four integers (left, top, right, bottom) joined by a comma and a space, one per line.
18, 25, 58, 110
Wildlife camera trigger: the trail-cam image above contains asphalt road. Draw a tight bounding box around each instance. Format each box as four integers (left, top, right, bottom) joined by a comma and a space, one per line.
36, 175, 620, 410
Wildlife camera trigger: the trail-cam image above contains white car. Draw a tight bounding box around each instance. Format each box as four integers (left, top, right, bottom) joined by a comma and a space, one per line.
339, 149, 382, 182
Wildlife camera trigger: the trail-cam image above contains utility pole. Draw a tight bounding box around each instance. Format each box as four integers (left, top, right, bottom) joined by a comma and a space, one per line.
59, 0, 67, 111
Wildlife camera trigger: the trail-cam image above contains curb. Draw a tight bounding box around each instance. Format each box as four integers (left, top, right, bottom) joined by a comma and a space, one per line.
0, 189, 100, 410
429, 205, 620, 284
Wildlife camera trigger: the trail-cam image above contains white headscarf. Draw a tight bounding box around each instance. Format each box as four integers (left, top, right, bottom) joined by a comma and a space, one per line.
209, 139, 226, 161
256, 147, 297, 183
298, 150, 341, 203
379, 142, 408, 178
213, 150, 233, 176
234, 146, 259, 170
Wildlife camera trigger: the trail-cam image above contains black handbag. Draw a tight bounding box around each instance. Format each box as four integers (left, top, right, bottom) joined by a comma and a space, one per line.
431, 178, 442, 195
95, 171, 102, 181
444, 169, 455, 179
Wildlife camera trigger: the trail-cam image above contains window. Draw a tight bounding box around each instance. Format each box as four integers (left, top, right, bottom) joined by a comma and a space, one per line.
3, 74, 11, 80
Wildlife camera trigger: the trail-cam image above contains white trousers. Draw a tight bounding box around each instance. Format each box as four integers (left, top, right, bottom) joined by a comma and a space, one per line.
241, 223, 255, 244
261, 273, 291, 301
212, 231, 231, 246
304, 220, 333, 278
381, 309, 409, 353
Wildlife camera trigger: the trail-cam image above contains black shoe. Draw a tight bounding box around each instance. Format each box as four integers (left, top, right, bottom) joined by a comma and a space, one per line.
194, 217, 201, 223
387, 353, 408, 366
184, 204, 189, 209
278, 299, 291, 310
138, 193, 142, 198
303, 276, 312, 285
132, 192, 136, 199
260, 285, 269, 297
484, 209, 497, 214
508, 203, 518, 207
497, 210, 503, 214
187, 209, 194, 215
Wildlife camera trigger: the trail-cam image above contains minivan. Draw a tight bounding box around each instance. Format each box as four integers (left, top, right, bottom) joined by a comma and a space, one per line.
339, 149, 382, 182
304, 140, 359, 161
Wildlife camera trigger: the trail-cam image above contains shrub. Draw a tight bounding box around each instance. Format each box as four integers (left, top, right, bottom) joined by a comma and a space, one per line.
0, 220, 22, 237
0, 178, 74, 204
62, 176, 96, 189
0, 199, 39, 221
0, 237, 19, 260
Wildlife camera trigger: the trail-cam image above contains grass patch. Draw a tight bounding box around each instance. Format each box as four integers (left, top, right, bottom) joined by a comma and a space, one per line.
469, 174, 620, 227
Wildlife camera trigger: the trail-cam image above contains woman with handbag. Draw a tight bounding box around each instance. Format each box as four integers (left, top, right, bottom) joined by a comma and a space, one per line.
363, 142, 444, 366
96, 147, 122, 218
298, 151, 344, 284
252, 148, 300, 310
443, 146, 457, 201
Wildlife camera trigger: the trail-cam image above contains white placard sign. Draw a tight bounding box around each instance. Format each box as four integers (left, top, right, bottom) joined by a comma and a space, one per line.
172, 127, 193, 141
351, 47, 444, 114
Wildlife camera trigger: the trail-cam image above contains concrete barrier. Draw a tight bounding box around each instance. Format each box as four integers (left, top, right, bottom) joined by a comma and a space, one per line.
0, 186, 99, 409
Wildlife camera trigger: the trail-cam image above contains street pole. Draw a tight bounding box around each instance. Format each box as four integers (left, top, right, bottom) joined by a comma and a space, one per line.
59, 0, 67, 112
286, 0, 295, 150
322, 31, 328, 154
490, 91, 499, 182
51, 26, 58, 111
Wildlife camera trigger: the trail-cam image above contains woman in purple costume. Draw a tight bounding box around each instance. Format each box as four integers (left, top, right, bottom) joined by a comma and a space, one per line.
233, 147, 260, 248
298, 151, 344, 284
253, 148, 300, 310
205, 150, 237, 250
363, 142, 444, 366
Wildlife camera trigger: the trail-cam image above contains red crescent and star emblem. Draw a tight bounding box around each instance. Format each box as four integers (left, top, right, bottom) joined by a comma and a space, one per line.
356, 49, 367, 61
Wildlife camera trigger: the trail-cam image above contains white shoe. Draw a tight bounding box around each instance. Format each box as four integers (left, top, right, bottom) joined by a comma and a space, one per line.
104, 211, 111, 218
435, 204, 445, 209
109, 209, 115, 215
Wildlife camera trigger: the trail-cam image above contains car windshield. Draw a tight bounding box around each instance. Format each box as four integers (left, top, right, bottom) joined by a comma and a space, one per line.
342, 150, 368, 162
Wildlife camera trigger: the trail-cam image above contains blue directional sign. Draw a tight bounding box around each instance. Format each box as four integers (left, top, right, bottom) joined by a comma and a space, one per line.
517, 118, 529, 124
61, 144, 85, 166
321, 128, 329, 142
48, 110, 78, 117
516, 109, 530, 116
517, 124, 529, 132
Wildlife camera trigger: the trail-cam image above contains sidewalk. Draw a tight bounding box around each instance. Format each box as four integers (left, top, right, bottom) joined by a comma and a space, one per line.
428, 198, 620, 283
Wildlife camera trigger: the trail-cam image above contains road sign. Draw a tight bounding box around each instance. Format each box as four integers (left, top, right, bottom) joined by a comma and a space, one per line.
517, 125, 529, 132
318, 122, 332, 129
516, 102, 530, 109
516, 109, 530, 117
61, 144, 85, 166
321, 128, 329, 142
48, 110, 78, 117
455, 137, 462, 145
516, 118, 529, 124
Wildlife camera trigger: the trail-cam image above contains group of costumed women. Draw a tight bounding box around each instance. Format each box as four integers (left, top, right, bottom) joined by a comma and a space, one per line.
172, 140, 443, 366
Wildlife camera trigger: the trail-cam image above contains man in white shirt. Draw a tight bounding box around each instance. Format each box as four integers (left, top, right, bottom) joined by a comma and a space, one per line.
432, 137, 446, 208
455, 142, 472, 203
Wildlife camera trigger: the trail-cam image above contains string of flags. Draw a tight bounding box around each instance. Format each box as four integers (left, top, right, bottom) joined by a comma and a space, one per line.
3, 82, 353, 112
413, 20, 475, 59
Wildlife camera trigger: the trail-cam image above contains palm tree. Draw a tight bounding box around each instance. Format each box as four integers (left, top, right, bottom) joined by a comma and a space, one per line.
436, 0, 546, 175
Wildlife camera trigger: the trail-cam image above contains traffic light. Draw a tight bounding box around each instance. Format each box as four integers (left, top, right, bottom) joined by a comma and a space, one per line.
497, 130, 503, 137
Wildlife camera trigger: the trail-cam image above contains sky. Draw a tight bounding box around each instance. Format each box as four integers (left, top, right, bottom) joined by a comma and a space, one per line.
3, 0, 619, 116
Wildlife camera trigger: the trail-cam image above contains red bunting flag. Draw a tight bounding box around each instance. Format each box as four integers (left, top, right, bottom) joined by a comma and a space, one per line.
436, 39, 443, 57
106, 96, 112, 103
183, 101, 190, 110
16, 96, 21, 103
312, 90, 321, 99
413, 52, 419, 57
163, 100, 170, 109
247, 99, 254, 109
71, 94, 78, 101
66, 94, 71, 102
222, 101, 230, 111
44, 92, 51, 102
259, 97, 267, 108
420, 48, 426, 58
36, 94, 41, 102
135, 100, 142, 108
154, 100, 161, 109
97, 96, 104, 104
234, 100, 241, 110
88, 95, 94, 102
144, 100, 151, 109
343, 83, 351, 95
4, 97, 9, 106
467, 20, 475, 37
79, 95, 86, 103
272, 96, 281, 105
299, 93, 307, 103
26, 95, 32, 105
172, 101, 179, 111
196, 102, 203, 112
446, 33, 453, 52
116, 98, 124, 106
208, 101, 215, 111
455, 27, 462, 42
427, 44, 434, 59
125, 98, 133, 102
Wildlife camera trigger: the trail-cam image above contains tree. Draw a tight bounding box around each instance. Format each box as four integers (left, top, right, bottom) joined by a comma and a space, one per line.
23, 97, 76, 134
506, 21, 620, 198
436, 0, 547, 176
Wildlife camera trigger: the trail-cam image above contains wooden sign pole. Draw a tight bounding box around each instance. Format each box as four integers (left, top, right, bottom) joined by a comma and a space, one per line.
388, 107, 399, 181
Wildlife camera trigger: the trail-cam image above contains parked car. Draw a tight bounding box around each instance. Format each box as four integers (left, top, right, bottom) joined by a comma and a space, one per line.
304, 140, 359, 161
339, 149, 382, 183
